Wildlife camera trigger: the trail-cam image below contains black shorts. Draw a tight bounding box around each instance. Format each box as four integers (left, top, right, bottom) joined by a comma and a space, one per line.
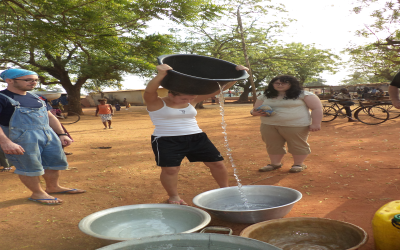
151, 132, 224, 167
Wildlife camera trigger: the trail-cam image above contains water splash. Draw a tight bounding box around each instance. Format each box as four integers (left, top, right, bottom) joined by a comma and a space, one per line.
217, 83, 249, 209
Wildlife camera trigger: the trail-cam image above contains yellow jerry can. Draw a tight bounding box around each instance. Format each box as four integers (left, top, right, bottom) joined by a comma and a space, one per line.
372, 200, 400, 250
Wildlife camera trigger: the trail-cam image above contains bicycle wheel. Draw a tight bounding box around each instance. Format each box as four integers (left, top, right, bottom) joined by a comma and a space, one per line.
354, 106, 389, 125
60, 111, 80, 125
374, 104, 400, 119
322, 105, 338, 122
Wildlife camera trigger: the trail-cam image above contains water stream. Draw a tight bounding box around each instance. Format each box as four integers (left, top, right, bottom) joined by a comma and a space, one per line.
217, 83, 250, 209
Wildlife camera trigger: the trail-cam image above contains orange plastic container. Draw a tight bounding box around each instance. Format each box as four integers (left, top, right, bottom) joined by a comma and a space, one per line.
372, 200, 400, 250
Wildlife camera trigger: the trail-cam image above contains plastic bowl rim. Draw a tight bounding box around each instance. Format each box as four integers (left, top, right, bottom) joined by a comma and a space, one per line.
192, 185, 303, 213
158, 54, 249, 81
78, 203, 211, 241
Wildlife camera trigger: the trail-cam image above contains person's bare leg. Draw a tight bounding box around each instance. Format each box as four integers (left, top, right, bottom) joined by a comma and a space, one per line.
292, 155, 309, 166
19, 175, 62, 204
160, 166, 186, 204
102, 121, 107, 128
204, 161, 229, 188
108, 120, 112, 128
269, 154, 285, 165
43, 170, 85, 194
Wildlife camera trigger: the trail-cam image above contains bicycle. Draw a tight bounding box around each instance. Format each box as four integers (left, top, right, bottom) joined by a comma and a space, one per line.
366, 100, 400, 120
52, 103, 80, 125
322, 99, 389, 125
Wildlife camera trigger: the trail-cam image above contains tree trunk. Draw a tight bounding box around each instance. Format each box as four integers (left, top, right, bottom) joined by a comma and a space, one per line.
238, 88, 250, 102
63, 85, 83, 115
237, 7, 257, 105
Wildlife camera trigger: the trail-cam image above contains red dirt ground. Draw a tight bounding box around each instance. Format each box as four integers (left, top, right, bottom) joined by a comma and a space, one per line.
1, 103, 399, 249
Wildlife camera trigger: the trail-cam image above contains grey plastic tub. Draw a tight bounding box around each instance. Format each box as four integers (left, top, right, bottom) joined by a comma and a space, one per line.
193, 185, 302, 224
79, 204, 211, 242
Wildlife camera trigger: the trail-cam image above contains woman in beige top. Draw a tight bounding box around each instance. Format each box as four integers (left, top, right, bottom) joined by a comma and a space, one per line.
251, 75, 322, 173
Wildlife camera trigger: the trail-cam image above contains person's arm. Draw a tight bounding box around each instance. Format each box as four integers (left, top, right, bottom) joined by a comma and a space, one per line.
109, 104, 114, 115
0, 127, 25, 155
95, 105, 99, 116
389, 85, 400, 109
191, 65, 249, 105
250, 99, 267, 116
48, 111, 73, 147
144, 64, 171, 111
304, 95, 323, 132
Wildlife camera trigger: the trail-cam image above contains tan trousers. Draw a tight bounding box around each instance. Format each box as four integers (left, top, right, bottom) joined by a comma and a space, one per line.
260, 124, 311, 155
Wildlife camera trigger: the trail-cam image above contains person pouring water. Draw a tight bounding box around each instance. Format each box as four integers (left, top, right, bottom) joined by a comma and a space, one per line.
144, 63, 248, 205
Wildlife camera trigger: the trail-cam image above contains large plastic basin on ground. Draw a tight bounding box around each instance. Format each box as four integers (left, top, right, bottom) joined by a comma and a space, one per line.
78, 204, 211, 242
97, 233, 282, 250
192, 185, 302, 224
240, 217, 368, 250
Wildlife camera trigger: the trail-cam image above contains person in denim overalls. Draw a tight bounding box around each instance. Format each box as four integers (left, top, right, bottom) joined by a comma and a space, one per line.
0, 69, 85, 205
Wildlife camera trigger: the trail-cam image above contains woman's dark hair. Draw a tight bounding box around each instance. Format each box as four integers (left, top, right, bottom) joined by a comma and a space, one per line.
264, 75, 302, 100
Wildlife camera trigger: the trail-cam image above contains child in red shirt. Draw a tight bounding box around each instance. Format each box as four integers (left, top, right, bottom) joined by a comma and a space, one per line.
95, 99, 114, 129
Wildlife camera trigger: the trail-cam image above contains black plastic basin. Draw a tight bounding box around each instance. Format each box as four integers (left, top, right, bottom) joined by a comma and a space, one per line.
157, 54, 249, 95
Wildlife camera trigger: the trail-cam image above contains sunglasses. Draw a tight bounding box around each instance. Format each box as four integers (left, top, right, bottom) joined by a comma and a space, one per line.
273, 82, 290, 86
13, 78, 39, 83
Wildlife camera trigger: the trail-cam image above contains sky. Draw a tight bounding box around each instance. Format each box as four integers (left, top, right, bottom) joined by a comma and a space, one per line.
116, 0, 381, 90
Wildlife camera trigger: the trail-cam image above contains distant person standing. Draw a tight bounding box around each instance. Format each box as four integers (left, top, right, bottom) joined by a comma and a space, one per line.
356, 87, 362, 96
115, 102, 121, 111
123, 98, 130, 110
95, 99, 114, 129
211, 96, 216, 105
362, 86, 370, 98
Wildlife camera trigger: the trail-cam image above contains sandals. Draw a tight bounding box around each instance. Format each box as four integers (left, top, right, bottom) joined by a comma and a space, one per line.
289, 164, 307, 173
259, 164, 282, 172
259, 163, 307, 173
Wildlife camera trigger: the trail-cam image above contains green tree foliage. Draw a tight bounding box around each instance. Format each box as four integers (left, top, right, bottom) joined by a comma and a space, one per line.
303, 78, 327, 87
349, 0, 400, 81
171, 0, 293, 102
170, 1, 339, 101
341, 72, 374, 86
0, 0, 221, 113
344, 43, 398, 82
276, 43, 340, 85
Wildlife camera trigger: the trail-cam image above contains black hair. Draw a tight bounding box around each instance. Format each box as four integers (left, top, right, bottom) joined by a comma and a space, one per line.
168, 90, 182, 96
263, 75, 302, 100
168, 90, 195, 96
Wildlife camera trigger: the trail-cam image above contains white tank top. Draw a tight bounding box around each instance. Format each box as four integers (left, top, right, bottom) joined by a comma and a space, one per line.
148, 100, 203, 136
